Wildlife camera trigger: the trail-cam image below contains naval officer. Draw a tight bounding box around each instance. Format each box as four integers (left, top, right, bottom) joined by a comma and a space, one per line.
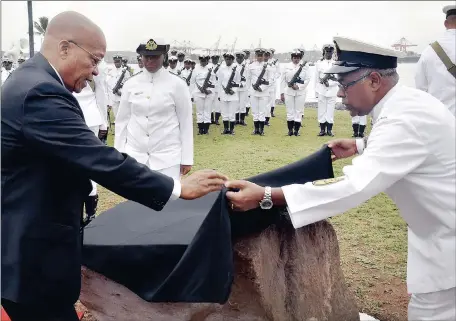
115, 38, 194, 179
226, 36, 456, 321
415, 4, 456, 116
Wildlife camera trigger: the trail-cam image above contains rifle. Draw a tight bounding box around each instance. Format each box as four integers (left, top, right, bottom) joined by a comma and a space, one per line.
287, 61, 307, 88
320, 73, 337, 87
213, 62, 222, 74
252, 63, 268, 92
185, 68, 194, 86
222, 65, 238, 95
112, 68, 127, 96
177, 66, 186, 75
240, 62, 246, 82
196, 67, 213, 95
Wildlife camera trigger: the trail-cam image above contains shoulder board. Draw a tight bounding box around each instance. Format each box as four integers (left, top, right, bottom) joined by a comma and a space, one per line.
169, 71, 186, 82
123, 71, 142, 84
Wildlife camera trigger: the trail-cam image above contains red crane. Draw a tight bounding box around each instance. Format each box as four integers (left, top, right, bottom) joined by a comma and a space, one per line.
391, 37, 417, 53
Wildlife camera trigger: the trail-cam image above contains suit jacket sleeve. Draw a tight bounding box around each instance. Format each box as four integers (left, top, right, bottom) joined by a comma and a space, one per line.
22, 82, 175, 211
174, 80, 194, 165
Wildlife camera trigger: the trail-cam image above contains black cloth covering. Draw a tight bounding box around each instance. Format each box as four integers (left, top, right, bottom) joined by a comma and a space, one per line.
81, 146, 334, 304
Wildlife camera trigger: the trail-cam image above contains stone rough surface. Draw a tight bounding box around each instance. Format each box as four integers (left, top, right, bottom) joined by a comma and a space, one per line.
80, 220, 359, 321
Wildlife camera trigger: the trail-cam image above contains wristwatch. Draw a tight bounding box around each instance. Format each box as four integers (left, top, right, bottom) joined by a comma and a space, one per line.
259, 186, 273, 210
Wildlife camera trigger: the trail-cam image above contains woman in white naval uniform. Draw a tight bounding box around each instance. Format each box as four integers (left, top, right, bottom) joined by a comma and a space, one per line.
226, 37, 456, 321
114, 38, 194, 180
247, 48, 274, 136
217, 52, 242, 135
73, 73, 108, 219
106, 55, 130, 118
191, 54, 217, 135
234, 51, 248, 126
281, 50, 311, 136
314, 44, 338, 136
180, 58, 194, 96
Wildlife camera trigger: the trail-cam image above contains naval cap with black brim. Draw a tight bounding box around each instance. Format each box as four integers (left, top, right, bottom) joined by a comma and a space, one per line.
325, 36, 405, 74
443, 4, 456, 18
136, 38, 170, 56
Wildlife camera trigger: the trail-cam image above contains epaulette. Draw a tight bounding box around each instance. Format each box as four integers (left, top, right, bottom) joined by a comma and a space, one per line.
169, 71, 186, 82
123, 71, 143, 84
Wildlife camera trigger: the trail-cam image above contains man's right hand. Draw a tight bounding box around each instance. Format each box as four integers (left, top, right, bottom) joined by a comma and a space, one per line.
327, 138, 358, 162
180, 169, 228, 200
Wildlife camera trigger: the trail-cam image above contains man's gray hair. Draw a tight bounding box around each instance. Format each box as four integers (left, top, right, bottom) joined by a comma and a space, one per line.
359, 67, 400, 84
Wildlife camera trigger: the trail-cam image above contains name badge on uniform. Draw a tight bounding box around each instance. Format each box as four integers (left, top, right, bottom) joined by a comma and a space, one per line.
134, 91, 144, 96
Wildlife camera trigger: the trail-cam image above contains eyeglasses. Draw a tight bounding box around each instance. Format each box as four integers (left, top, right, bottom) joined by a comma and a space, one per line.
67, 40, 102, 67
337, 72, 372, 92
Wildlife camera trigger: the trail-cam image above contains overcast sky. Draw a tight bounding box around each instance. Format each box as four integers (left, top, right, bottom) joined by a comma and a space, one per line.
1, 1, 453, 53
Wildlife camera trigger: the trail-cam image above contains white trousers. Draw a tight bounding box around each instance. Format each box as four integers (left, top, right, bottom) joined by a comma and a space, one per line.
317, 95, 336, 123
246, 94, 251, 107
194, 96, 214, 123
250, 96, 269, 122
285, 94, 306, 122
238, 91, 248, 113
212, 92, 221, 113
156, 164, 181, 180
408, 287, 456, 321
112, 101, 120, 119
89, 126, 100, 196
221, 101, 237, 122
266, 90, 275, 117
352, 115, 367, 125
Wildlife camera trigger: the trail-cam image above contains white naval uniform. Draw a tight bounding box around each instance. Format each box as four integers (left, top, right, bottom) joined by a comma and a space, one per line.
415, 29, 456, 116
351, 115, 367, 125
236, 61, 249, 114
210, 62, 222, 114
314, 59, 338, 124
246, 61, 274, 122
191, 64, 217, 124
266, 59, 280, 117
106, 66, 130, 117
73, 74, 108, 196
281, 85, 455, 320
176, 60, 185, 70
180, 67, 194, 96
168, 66, 180, 75
244, 58, 252, 110
282, 62, 311, 122
114, 67, 194, 180
217, 63, 242, 122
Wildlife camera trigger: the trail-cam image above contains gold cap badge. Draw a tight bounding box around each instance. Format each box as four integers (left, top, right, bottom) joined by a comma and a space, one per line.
145, 39, 158, 51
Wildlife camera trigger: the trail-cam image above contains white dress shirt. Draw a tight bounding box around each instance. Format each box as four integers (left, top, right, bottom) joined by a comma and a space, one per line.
415, 29, 456, 116
73, 75, 108, 129
281, 85, 456, 294
191, 65, 217, 98
314, 59, 338, 97
106, 66, 130, 105
115, 67, 194, 170
282, 62, 311, 96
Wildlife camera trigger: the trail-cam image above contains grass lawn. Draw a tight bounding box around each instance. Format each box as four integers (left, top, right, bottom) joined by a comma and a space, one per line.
97, 105, 409, 321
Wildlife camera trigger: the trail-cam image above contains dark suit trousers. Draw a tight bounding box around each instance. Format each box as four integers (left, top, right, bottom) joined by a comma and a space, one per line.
1, 298, 79, 321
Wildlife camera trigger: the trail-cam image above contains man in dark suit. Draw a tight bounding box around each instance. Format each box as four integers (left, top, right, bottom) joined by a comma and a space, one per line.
1, 11, 227, 321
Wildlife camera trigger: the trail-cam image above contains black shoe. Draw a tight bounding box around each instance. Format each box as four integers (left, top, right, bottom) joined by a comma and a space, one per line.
293, 122, 301, 136
211, 112, 215, 124
215, 112, 221, 125
271, 107, 275, 117
259, 121, 265, 136
265, 117, 270, 126
240, 113, 247, 126
352, 124, 359, 137
326, 122, 334, 137
197, 123, 203, 135
318, 123, 326, 136
287, 120, 294, 136
252, 121, 259, 135
235, 113, 240, 124
84, 194, 99, 221
229, 121, 235, 135
222, 120, 229, 134
359, 125, 366, 138
246, 107, 250, 116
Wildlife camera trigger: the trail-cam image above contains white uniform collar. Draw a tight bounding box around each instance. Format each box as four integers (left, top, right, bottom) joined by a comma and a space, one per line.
144, 66, 165, 82
49, 62, 65, 86
371, 84, 399, 123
